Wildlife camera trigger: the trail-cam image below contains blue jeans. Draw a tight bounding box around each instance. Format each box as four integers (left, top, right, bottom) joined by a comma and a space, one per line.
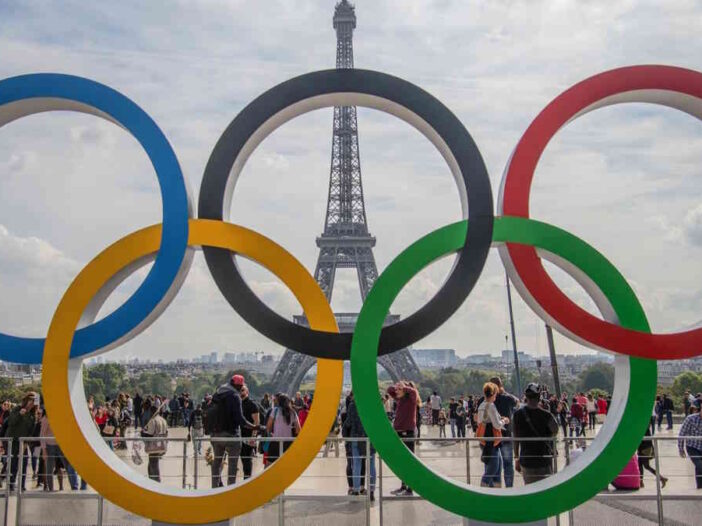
450, 419, 456, 438
481, 445, 502, 487
665, 411, 673, 430
687, 446, 702, 489
496, 441, 514, 487
351, 442, 376, 492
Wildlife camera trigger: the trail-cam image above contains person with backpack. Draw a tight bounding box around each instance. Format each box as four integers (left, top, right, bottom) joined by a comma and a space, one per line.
141, 406, 168, 482
239, 385, 259, 480
209, 375, 256, 487
477, 382, 509, 488
265, 393, 300, 465
188, 404, 205, 455
513, 383, 559, 484
343, 392, 376, 501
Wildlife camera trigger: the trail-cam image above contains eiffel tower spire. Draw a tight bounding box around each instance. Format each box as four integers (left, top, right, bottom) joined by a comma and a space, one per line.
270, 1, 421, 395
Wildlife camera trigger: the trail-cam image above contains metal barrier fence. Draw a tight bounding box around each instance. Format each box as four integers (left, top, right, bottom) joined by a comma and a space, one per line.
6, 434, 702, 525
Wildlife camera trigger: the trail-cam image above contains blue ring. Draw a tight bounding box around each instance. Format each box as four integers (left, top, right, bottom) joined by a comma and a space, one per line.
0, 74, 190, 363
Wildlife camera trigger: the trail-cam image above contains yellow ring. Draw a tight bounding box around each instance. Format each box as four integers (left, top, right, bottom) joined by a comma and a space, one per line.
43, 219, 343, 524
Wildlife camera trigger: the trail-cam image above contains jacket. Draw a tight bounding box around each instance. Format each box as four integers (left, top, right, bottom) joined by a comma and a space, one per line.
212, 383, 250, 435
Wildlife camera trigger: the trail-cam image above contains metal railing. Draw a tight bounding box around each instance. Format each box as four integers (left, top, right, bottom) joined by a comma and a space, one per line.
5, 434, 701, 525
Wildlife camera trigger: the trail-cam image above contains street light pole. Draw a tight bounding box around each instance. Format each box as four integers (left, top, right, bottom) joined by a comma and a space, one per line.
505, 271, 522, 395
545, 324, 562, 399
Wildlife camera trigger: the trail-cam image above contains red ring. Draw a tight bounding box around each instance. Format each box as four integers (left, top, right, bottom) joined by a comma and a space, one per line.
500, 65, 702, 360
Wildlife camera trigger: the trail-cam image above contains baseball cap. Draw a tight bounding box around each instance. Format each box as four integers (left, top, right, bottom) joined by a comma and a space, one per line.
525, 383, 540, 396
231, 374, 245, 386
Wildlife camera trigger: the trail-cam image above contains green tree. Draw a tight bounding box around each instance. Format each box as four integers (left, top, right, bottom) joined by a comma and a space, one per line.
671, 371, 702, 399
578, 363, 614, 393
84, 363, 127, 399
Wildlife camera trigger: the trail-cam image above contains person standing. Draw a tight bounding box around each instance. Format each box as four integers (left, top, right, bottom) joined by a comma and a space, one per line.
343, 392, 376, 501
477, 382, 509, 487
513, 383, 558, 484
265, 393, 300, 465
389, 382, 418, 495
188, 403, 205, 455
2, 392, 38, 491
487, 377, 518, 488
586, 395, 597, 432
448, 398, 459, 438
678, 401, 702, 489
655, 395, 663, 431
662, 394, 674, 430
133, 392, 143, 429
210, 374, 255, 487
141, 406, 168, 482
239, 385, 259, 480
429, 391, 442, 426
455, 403, 466, 438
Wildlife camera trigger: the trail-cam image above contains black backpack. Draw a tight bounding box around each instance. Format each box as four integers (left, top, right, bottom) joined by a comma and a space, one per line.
205, 400, 224, 434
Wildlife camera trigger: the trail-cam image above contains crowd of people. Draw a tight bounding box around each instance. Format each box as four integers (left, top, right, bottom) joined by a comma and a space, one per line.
0, 376, 700, 494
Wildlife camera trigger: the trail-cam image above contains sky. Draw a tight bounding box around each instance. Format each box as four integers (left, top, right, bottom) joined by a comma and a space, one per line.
0, 0, 701, 363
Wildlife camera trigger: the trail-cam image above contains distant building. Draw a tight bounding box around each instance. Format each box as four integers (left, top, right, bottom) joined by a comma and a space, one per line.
410, 348, 457, 368
209, 352, 218, 364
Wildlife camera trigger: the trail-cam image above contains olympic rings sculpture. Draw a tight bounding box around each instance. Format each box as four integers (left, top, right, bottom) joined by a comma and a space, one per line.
0, 64, 698, 523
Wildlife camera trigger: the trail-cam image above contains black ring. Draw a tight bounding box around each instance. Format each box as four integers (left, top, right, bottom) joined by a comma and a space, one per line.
198, 69, 493, 359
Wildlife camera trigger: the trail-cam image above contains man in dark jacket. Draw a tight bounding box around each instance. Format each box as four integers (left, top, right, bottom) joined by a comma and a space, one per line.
2, 392, 38, 490
133, 392, 143, 429
210, 375, 255, 487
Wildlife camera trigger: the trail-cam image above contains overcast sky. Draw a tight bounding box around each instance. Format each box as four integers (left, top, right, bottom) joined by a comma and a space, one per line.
0, 0, 701, 363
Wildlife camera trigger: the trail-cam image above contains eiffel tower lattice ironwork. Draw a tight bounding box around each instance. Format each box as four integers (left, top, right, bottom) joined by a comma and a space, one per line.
270, 0, 421, 395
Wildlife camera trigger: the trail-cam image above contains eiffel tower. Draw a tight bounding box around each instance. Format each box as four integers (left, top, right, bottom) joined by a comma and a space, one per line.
270, 0, 421, 394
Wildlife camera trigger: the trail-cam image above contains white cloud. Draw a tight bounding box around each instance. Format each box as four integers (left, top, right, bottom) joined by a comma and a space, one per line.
0, 0, 700, 361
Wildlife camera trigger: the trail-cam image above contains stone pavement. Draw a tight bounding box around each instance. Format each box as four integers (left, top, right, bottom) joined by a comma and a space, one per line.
9, 422, 702, 525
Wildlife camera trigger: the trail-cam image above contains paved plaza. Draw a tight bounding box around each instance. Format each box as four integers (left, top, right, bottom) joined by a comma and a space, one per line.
8, 422, 701, 525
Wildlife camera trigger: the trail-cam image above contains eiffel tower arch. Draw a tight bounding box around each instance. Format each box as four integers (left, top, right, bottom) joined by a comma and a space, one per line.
271, 0, 421, 395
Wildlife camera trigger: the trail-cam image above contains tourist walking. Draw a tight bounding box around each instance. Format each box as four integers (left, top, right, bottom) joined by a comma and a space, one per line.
513, 383, 558, 484
638, 426, 667, 488
678, 401, 702, 489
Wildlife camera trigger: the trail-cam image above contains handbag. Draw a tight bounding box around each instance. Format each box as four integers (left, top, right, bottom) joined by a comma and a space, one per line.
102, 424, 115, 436
476, 403, 502, 447
131, 441, 144, 465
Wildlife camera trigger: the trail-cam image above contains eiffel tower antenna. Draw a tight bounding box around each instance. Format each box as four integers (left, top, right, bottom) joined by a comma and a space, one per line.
270, 0, 421, 394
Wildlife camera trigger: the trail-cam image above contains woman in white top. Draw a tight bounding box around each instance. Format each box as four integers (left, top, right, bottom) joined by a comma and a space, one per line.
477, 382, 509, 487
586, 395, 598, 431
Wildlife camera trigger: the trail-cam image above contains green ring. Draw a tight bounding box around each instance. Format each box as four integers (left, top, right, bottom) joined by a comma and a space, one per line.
351, 216, 656, 522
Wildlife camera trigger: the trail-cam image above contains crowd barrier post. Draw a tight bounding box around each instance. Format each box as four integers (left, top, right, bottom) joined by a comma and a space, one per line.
652, 437, 664, 526
278, 439, 284, 526
193, 439, 199, 490
465, 439, 471, 484
378, 452, 384, 526
365, 438, 371, 525
15, 438, 23, 526
181, 441, 187, 489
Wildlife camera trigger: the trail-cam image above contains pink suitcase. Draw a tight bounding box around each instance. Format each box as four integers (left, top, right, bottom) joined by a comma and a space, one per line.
611, 454, 640, 490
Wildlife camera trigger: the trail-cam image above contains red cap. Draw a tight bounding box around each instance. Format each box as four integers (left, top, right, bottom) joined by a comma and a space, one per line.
231, 374, 245, 386
386, 385, 397, 397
